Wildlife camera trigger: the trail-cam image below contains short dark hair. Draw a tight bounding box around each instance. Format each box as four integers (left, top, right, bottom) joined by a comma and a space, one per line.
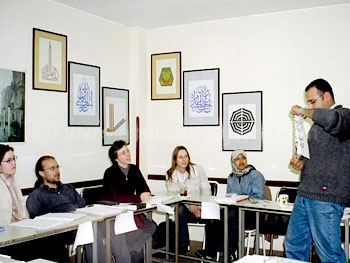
0, 144, 14, 162
34, 156, 55, 188
305, 78, 334, 100
108, 140, 127, 164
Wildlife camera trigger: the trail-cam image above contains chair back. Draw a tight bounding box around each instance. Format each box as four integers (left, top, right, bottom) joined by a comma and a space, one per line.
81, 186, 104, 206
277, 187, 298, 203
264, 185, 272, 201
208, 181, 219, 196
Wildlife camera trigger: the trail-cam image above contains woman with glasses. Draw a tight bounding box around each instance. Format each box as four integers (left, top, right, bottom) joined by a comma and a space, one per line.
165, 145, 211, 254
0, 144, 28, 225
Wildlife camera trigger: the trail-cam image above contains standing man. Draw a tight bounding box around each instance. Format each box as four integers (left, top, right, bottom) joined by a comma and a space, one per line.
286, 78, 350, 262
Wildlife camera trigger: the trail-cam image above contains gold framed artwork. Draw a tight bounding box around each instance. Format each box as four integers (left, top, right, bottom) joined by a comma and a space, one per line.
33, 28, 67, 92
151, 51, 181, 100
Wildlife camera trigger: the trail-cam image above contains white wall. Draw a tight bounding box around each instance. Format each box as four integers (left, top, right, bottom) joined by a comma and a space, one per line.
1, 1, 350, 193
146, 5, 350, 190
0, 0, 138, 188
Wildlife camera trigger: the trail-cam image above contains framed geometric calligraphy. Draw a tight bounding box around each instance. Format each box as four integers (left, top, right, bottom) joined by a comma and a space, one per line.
0, 68, 25, 142
68, 62, 100, 126
222, 91, 263, 151
33, 28, 67, 92
183, 68, 220, 126
151, 51, 181, 100
102, 87, 129, 146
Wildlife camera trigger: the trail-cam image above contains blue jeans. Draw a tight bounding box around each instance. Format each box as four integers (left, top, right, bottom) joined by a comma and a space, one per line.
285, 196, 346, 263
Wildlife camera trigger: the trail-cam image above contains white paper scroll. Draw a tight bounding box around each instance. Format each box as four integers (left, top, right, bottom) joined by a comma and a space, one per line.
201, 202, 220, 220
114, 211, 137, 235
294, 115, 310, 159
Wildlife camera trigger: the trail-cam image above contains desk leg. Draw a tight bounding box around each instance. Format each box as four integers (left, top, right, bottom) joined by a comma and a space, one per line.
238, 208, 245, 258
166, 213, 170, 261
175, 202, 179, 263
145, 211, 153, 263
106, 219, 112, 263
92, 221, 98, 263
224, 206, 228, 263
255, 211, 260, 255
345, 218, 349, 262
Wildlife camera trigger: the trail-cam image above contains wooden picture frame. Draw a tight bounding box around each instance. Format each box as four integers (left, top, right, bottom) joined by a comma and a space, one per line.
151, 51, 181, 100
33, 28, 67, 92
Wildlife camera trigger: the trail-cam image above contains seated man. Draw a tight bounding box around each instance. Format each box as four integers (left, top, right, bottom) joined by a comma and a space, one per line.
101, 140, 156, 263
26, 155, 87, 263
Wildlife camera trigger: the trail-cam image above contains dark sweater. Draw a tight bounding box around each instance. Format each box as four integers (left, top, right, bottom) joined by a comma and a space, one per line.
102, 164, 150, 203
26, 183, 85, 218
298, 105, 350, 203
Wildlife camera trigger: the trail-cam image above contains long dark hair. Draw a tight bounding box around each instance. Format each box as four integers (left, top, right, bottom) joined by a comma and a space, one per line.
34, 156, 55, 188
166, 146, 194, 181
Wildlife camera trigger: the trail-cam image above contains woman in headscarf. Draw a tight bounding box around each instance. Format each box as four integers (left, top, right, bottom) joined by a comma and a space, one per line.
197, 149, 265, 262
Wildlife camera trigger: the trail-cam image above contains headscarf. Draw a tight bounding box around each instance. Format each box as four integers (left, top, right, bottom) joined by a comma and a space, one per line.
230, 149, 255, 177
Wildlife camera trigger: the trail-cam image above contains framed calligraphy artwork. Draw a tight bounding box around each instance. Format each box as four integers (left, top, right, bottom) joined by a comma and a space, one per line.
151, 51, 181, 100
183, 68, 220, 126
222, 91, 263, 151
33, 28, 67, 92
0, 68, 25, 142
102, 87, 129, 146
68, 62, 100, 126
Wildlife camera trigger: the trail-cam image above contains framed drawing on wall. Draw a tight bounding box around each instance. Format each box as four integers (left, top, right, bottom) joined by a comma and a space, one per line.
151, 51, 181, 100
222, 91, 263, 151
0, 68, 25, 142
68, 62, 100, 126
102, 87, 129, 146
183, 68, 219, 126
33, 28, 67, 92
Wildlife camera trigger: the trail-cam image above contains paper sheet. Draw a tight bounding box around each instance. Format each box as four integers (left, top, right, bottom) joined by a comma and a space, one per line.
9, 218, 65, 229
201, 202, 220, 219
76, 205, 125, 215
294, 115, 310, 159
73, 221, 94, 251
37, 212, 85, 222
114, 211, 137, 235
147, 195, 175, 205
156, 204, 175, 215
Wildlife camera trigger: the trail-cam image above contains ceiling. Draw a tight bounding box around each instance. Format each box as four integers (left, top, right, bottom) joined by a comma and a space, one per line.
52, 0, 350, 29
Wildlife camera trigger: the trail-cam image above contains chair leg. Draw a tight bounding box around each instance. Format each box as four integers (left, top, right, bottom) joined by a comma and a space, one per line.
269, 237, 274, 256
246, 232, 252, 255
261, 234, 265, 256
202, 230, 206, 249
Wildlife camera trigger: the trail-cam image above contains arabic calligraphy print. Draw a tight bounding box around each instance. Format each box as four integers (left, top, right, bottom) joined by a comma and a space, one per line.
73, 73, 96, 116
188, 80, 214, 117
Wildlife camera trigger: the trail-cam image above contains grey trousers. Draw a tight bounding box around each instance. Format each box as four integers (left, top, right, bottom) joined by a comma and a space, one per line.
96, 214, 156, 263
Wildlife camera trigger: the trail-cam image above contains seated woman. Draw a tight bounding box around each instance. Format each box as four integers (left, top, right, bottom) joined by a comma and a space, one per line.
0, 144, 28, 225
101, 140, 156, 263
165, 145, 211, 254
199, 149, 265, 262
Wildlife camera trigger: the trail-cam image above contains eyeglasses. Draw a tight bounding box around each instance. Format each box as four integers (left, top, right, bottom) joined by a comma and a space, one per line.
307, 93, 324, 105
1, 156, 17, 164
43, 165, 61, 172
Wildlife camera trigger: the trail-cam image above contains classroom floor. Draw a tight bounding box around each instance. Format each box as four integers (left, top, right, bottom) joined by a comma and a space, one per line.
152, 240, 285, 262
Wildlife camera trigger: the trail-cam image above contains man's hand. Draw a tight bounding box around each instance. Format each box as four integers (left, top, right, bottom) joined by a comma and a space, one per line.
289, 155, 304, 171
140, 192, 152, 202
290, 105, 303, 116
189, 205, 201, 218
